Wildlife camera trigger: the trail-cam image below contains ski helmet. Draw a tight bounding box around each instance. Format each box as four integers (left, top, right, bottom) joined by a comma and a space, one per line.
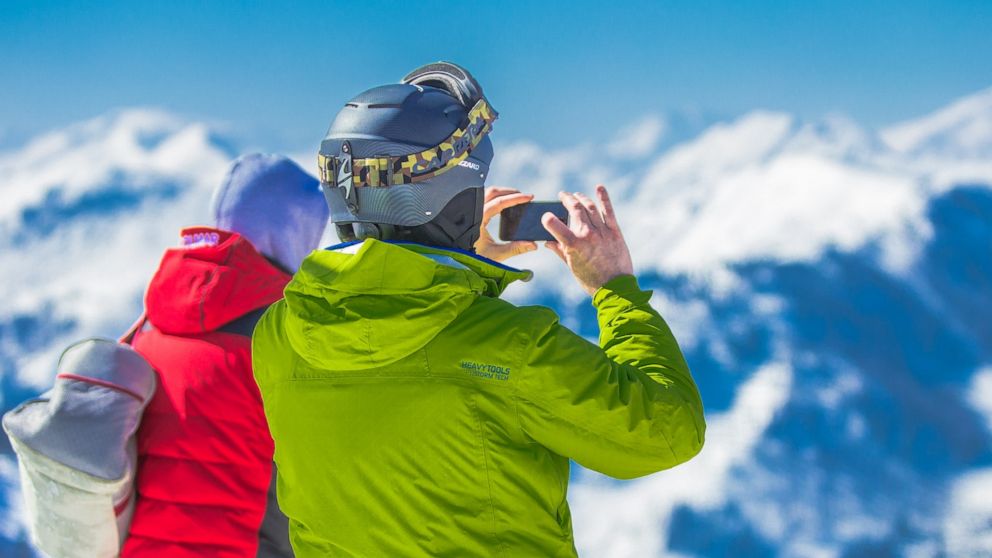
318, 62, 497, 250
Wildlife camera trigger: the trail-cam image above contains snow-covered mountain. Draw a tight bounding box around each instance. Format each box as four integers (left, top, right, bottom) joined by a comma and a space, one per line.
2, 87, 992, 557
881, 86, 992, 159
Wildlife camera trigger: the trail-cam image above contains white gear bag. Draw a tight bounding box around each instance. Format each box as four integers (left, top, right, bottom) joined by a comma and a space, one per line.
2, 335, 155, 558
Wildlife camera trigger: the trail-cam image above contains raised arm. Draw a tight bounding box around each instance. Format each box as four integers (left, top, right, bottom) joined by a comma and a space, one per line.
514, 186, 705, 479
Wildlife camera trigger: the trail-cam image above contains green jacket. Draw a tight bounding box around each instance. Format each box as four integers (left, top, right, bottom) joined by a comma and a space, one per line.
252, 239, 705, 557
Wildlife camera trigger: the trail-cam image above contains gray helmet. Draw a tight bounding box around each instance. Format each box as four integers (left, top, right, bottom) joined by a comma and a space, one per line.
318, 62, 497, 250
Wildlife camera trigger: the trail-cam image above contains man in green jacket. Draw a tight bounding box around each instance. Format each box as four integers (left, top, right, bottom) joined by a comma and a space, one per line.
252, 62, 705, 557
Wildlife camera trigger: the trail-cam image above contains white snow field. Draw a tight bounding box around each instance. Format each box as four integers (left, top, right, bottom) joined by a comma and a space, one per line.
3, 86, 992, 556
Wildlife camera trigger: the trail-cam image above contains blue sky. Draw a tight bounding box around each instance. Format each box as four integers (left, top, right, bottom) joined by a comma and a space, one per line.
2, 0, 991, 152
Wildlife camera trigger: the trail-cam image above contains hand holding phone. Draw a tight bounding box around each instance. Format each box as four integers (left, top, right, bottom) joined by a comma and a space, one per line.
474, 187, 540, 262
499, 202, 569, 242
541, 186, 634, 295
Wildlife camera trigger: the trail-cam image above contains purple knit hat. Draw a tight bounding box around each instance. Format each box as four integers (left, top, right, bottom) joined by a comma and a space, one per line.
210, 153, 328, 272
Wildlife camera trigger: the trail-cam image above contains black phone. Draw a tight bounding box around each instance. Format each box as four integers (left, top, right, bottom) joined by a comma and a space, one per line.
499, 202, 569, 242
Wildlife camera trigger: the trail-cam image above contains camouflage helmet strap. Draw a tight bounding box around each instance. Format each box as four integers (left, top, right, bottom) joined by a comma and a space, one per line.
391, 97, 497, 186
316, 99, 497, 192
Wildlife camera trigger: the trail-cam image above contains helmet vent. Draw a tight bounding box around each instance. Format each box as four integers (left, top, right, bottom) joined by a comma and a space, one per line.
418, 79, 450, 91
401, 61, 485, 109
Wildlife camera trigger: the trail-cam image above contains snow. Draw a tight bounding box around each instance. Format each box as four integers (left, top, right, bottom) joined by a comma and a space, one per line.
815, 371, 862, 411
0, 109, 228, 230
3, 84, 992, 556
0, 456, 25, 540
967, 365, 992, 434
636, 111, 795, 199
570, 361, 793, 557
944, 467, 992, 556
645, 153, 924, 274
607, 115, 667, 159
0, 108, 231, 388
490, 94, 992, 282
881, 86, 992, 157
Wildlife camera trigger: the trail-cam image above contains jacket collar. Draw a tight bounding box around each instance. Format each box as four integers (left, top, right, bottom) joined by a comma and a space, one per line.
327, 240, 532, 297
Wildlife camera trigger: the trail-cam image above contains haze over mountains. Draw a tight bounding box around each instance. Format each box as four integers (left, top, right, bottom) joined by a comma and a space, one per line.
2, 86, 991, 557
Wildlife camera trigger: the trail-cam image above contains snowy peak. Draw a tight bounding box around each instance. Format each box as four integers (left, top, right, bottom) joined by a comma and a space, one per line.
495, 95, 992, 281
881, 86, 992, 157
0, 109, 240, 390
638, 111, 796, 199
607, 115, 667, 160
3, 90, 992, 558
0, 108, 233, 230
784, 113, 883, 161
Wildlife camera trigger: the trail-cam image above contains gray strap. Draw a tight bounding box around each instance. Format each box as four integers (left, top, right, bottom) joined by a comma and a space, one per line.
256, 463, 294, 557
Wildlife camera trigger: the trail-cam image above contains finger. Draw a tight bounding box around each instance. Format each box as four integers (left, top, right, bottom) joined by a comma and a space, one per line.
476, 224, 494, 244
485, 240, 536, 263
596, 185, 619, 230
483, 192, 533, 223
545, 241, 566, 262
542, 212, 576, 245
484, 186, 521, 202
507, 241, 538, 256
574, 192, 602, 229
558, 191, 590, 233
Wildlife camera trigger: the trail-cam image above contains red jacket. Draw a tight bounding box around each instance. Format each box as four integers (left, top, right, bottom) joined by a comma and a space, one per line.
122, 227, 290, 558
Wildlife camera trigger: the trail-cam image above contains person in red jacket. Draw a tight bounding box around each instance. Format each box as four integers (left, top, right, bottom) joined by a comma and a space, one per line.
121, 154, 328, 558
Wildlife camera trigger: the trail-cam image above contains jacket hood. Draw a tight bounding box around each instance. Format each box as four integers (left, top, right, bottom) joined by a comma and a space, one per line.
283, 240, 531, 370
145, 227, 292, 335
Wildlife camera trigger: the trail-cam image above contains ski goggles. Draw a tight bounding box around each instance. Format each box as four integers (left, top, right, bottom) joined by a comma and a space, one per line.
317, 62, 498, 216
316, 96, 497, 189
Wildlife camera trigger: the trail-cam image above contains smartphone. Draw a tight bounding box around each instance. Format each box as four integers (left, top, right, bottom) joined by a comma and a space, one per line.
499, 202, 569, 242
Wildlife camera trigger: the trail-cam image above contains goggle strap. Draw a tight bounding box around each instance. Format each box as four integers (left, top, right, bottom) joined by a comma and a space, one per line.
317, 98, 497, 189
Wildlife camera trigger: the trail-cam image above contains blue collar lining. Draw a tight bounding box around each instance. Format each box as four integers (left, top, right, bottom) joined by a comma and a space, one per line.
323, 240, 526, 274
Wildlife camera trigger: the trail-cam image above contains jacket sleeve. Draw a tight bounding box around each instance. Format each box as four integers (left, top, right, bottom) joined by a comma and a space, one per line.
513, 274, 705, 479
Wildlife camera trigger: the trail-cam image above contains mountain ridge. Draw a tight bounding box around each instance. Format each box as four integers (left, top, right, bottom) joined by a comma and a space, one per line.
2, 86, 991, 557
